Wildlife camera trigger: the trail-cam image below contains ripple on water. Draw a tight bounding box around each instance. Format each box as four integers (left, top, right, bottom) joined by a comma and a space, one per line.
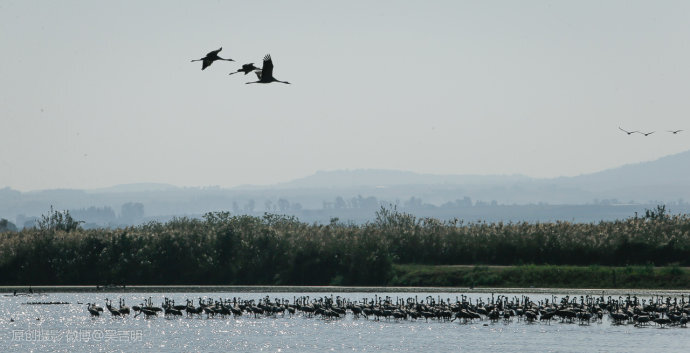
1, 291, 689, 352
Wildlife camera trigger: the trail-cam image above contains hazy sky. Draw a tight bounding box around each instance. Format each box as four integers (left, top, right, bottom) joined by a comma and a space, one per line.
2, 0, 690, 191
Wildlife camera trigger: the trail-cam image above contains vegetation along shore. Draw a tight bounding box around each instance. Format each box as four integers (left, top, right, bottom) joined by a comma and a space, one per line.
0, 205, 689, 288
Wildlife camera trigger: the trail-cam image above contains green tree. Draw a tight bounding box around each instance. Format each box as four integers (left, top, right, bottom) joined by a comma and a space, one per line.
36, 206, 83, 232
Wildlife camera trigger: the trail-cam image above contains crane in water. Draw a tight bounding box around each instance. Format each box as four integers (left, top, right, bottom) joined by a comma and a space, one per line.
87, 303, 101, 317
191, 47, 234, 70
246, 54, 290, 84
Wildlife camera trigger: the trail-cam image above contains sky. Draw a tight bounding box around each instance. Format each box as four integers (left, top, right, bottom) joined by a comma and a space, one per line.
2, 0, 690, 191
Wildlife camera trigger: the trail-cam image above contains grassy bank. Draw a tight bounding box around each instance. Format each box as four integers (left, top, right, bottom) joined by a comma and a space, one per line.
390, 264, 690, 289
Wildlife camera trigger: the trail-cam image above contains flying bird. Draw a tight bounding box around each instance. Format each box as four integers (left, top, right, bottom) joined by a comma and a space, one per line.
641, 131, 655, 136
246, 54, 290, 84
668, 130, 683, 134
191, 47, 234, 70
229, 63, 260, 76
618, 127, 638, 135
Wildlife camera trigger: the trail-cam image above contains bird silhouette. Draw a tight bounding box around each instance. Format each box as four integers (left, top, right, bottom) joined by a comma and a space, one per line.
229, 63, 260, 76
618, 127, 638, 135
191, 47, 234, 70
246, 54, 290, 84
641, 131, 655, 136
668, 130, 683, 134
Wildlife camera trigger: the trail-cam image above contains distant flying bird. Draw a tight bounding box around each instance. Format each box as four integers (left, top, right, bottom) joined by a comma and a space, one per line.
229, 63, 260, 76
246, 54, 290, 84
641, 131, 655, 136
191, 47, 234, 70
618, 127, 638, 135
668, 130, 683, 134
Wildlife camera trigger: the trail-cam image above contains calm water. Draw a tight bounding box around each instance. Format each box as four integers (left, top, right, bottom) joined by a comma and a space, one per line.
1, 291, 689, 352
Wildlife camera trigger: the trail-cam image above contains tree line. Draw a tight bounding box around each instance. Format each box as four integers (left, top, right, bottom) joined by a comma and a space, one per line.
0, 206, 688, 285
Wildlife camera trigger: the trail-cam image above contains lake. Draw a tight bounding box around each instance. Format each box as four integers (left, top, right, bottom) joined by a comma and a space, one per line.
1, 289, 689, 352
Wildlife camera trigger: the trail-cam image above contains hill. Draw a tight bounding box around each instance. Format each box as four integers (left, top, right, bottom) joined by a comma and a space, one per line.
3, 150, 690, 226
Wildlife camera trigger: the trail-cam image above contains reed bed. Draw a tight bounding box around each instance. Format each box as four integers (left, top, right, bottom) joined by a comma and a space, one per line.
0, 206, 689, 286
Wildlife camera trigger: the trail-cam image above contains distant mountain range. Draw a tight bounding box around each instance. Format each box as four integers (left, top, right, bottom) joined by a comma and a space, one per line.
88, 183, 180, 194
270, 170, 532, 189
275, 149, 690, 192
2, 149, 690, 226
261, 149, 690, 204
554, 149, 690, 191
63, 149, 690, 198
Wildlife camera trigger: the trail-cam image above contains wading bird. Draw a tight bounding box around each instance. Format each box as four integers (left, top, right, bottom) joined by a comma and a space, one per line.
229, 63, 260, 76
668, 130, 683, 134
191, 47, 234, 70
246, 54, 290, 84
87, 303, 101, 317
618, 127, 638, 135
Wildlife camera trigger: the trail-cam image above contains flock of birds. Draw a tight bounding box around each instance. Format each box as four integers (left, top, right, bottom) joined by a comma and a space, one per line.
619, 127, 683, 136
85, 293, 690, 329
191, 47, 290, 84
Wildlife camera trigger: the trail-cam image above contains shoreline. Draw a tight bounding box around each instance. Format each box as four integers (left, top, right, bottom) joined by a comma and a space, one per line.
1, 285, 689, 296
2, 264, 688, 294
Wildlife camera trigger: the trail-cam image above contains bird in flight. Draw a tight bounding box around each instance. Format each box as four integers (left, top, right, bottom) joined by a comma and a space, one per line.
668, 130, 683, 134
640, 131, 655, 136
229, 63, 260, 76
246, 54, 290, 84
191, 47, 234, 70
618, 127, 638, 135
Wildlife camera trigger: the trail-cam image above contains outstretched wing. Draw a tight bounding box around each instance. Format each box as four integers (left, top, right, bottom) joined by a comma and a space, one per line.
261, 54, 274, 80
618, 127, 638, 134
199, 48, 222, 70
201, 58, 213, 70
254, 69, 263, 80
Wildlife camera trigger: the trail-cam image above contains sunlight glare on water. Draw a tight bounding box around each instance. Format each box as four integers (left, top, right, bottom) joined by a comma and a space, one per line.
1, 291, 689, 352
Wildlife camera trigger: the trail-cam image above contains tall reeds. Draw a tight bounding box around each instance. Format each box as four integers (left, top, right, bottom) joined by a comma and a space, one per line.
0, 206, 688, 285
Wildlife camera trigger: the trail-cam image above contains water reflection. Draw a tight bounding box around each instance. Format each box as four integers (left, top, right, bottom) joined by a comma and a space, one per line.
0, 291, 689, 352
